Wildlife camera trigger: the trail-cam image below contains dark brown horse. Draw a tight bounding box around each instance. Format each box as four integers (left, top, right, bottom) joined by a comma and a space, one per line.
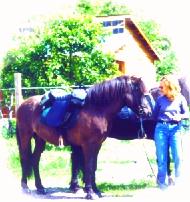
69, 116, 157, 194
69, 76, 190, 193
70, 81, 189, 192
16, 75, 153, 199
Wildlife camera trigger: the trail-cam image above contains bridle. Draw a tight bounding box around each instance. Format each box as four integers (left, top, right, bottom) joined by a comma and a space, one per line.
128, 79, 152, 117
128, 79, 154, 138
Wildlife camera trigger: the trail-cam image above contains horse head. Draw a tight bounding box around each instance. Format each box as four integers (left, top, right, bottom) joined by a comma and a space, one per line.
124, 76, 154, 119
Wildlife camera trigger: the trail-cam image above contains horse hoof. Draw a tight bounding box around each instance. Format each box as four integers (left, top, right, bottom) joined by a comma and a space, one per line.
69, 184, 81, 193
85, 193, 93, 200
85, 193, 99, 200
96, 191, 103, 198
22, 187, 31, 194
37, 188, 46, 195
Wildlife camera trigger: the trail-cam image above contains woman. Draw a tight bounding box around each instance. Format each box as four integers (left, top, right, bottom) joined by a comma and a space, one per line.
153, 75, 189, 189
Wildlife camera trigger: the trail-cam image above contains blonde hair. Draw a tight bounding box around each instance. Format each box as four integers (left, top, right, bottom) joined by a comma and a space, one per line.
160, 75, 181, 101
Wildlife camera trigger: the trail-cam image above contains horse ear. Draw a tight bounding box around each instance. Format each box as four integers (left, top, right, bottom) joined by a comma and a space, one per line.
138, 77, 149, 93
131, 75, 142, 81
131, 75, 139, 81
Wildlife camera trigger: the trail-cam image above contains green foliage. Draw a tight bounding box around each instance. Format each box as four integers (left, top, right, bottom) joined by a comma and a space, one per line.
182, 118, 190, 131
138, 20, 178, 80
77, 0, 178, 81
1, 0, 178, 89
98, 180, 155, 195
45, 143, 71, 152
1, 16, 119, 90
77, 0, 97, 16
1, 118, 16, 139
77, 0, 131, 16
154, 51, 178, 80
98, 1, 132, 16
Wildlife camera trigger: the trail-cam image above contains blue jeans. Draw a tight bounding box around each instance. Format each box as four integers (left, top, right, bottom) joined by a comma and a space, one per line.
154, 122, 182, 185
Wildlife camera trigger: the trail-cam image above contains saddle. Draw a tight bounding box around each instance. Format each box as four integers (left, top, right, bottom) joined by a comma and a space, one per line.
117, 106, 138, 121
40, 89, 86, 130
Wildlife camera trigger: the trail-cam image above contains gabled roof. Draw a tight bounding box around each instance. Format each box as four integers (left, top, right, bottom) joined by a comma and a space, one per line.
96, 15, 160, 63
124, 17, 160, 62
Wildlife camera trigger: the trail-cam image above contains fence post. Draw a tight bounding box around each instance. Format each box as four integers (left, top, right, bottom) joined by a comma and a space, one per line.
14, 73, 22, 112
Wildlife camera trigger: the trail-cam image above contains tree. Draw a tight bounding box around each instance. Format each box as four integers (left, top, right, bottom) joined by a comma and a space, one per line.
77, 0, 178, 80
77, 0, 131, 16
138, 20, 178, 80
1, 16, 119, 90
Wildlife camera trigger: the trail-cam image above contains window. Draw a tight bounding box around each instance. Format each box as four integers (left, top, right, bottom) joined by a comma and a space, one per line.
113, 28, 124, 34
103, 21, 112, 27
102, 19, 124, 34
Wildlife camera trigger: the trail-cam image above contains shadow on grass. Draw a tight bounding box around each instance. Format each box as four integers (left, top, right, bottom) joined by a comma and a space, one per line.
98, 180, 155, 196
22, 180, 155, 200
23, 187, 86, 200
99, 180, 153, 191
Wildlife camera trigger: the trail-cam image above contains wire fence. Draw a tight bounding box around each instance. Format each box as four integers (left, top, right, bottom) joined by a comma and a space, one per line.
0, 85, 91, 118
0, 85, 91, 136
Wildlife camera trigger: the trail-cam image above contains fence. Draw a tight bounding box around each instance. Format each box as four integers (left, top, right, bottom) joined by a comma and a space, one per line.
0, 73, 90, 118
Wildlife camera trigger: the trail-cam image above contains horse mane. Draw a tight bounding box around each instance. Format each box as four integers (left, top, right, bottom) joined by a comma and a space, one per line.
85, 75, 141, 106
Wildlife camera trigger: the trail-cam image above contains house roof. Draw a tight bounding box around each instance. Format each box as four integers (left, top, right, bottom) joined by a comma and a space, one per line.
96, 15, 160, 63
124, 17, 160, 62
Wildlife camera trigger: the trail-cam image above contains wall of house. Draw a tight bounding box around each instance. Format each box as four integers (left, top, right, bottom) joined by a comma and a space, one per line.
121, 29, 157, 90
97, 15, 158, 90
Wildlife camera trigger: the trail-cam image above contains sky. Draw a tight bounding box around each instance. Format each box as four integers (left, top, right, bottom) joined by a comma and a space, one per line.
0, 0, 189, 74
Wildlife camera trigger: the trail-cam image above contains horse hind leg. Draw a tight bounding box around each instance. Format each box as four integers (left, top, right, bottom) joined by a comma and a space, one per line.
16, 125, 33, 193
32, 135, 46, 194
70, 145, 84, 192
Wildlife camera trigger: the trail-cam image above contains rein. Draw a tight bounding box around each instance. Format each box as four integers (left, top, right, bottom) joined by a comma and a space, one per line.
138, 117, 157, 181
128, 79, 157, 180
138, 117, 146, 139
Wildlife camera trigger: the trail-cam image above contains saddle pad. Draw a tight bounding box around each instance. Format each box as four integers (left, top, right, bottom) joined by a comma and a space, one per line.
117, 106, 137, 121
41, 100, 70, 127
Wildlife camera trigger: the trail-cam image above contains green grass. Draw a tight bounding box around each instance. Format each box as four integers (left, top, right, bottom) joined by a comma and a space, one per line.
98, 180, 155, 196
1, 133, 157, 196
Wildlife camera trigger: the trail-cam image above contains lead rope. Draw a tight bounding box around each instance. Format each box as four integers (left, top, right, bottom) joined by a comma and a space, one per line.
138, 117, 157, 181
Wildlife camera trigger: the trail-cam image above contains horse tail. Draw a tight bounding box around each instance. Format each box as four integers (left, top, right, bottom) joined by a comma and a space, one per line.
16, 123, 33, 178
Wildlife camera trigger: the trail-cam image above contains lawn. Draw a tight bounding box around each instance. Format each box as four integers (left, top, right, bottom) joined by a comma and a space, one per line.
2, 130, 158, 196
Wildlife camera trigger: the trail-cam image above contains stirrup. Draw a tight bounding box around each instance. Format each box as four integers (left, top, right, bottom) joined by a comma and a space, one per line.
58, 136, 64, 147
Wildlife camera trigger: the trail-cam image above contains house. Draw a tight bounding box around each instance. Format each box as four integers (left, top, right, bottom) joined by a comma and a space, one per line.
96, 15, 160, 88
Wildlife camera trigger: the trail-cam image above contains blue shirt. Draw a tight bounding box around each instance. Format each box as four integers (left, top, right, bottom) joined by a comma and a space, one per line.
153, 94, 189, 122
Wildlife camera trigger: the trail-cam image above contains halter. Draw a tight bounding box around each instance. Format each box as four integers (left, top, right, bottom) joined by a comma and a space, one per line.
128, 78, 149, 117
128, 79, 154, 138
138, 93, 155, 138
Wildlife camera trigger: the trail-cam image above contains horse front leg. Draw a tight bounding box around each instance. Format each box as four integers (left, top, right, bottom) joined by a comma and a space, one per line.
91, 155, 102, 197
32, 136, 46, 194
70, 145, 101, 196
69, 145, 84, 192
83, 143, 102, 200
